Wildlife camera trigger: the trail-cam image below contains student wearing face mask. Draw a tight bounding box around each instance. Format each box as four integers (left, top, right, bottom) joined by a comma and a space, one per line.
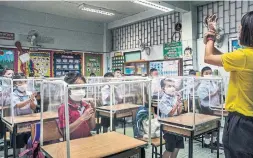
11, 73, 37, 155
197, 67, 220, 148
100, 72, 123, 133
197, 67, 220, 114
58, 72, 95, 140
158, 78, 184, 158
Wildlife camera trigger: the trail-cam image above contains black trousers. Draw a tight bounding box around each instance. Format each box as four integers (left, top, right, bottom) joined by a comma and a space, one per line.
223, 112, 253, 158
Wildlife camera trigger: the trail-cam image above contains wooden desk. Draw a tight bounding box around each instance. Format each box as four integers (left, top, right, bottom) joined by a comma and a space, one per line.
2, 111, 58, 158
41, 132, 147, 158
159, 113, 221, 158
96, 104, 141, 134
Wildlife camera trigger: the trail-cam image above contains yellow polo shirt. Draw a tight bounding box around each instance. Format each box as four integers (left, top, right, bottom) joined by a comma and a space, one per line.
221, 47, 253, 116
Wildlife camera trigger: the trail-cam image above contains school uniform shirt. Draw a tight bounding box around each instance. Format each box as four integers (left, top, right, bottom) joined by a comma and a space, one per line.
197, 81, 220, 107
151, 78, 163, 99
221, 48, 253, 116
58, 101, 91, 140
101, 85, 121, 106
12, 90, 37, 116
0, 83, 11, 107
158, 93, 178, 118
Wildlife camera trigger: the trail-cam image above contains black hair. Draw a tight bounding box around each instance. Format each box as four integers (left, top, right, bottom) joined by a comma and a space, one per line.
104, 72, 114, 78
189, 69, 196, 75
2, 68, 13, 76
160, 78, 174, 88
114, 69, 121, 72
184, 47, 192, 55
64, 72, 86, 84
90, 73, 96, 77
150, 68, 158, 74
240, 11, 253, 47
201, 66, 212, 76
12, 73, 26, 85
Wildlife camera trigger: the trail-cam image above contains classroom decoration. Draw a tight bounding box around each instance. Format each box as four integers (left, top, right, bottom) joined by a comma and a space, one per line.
29, 52, 51, 77
124, 61, 148, 76
84, 54, 102, 76
183, 47, 194, 76
0, 31, 15, 40
149, 59, 182, 76
163, 42, 183, 59
0, 49, 14, 70
229, 38, 242, 52
54, 53, 81, 77
112, 55, 124, 72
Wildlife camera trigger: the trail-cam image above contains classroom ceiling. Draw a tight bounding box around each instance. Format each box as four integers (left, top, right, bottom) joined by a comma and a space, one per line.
0, 1, 150, 23
0, 1, 211, 23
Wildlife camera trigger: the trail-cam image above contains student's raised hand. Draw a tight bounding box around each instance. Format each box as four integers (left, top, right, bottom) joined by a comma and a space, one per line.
79, 108, 94, 122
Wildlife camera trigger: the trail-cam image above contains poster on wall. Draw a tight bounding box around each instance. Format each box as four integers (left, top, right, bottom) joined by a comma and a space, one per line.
0, 49, 14, 71
29, 52, 51, 77
54, 53, 81, 77
163, 42, 183, 59
229, 38, 242, 52
85, 54, 102, 76
149, 59, 180, 76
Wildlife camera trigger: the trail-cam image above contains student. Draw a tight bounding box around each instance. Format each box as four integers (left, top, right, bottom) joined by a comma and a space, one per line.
197, 67, 220, 147
150, 68, 162, 99
114, 69, 122, 78
101, 72, 122, 133
2, 68, 14, 78
58, 72, 96, 140
12, 73, 37, 155
188, 69, 196, 76
158, 78, 184, 158
197, 67, 220, 114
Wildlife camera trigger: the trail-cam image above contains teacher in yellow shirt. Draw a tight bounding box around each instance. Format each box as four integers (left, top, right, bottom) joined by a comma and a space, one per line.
203, 11, 253, 158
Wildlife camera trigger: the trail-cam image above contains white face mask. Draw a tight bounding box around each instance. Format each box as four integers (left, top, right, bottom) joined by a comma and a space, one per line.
17, 84, 27, 92
164, 86, 176, 96
203, 75, 212, 77
69, 89, 86, 102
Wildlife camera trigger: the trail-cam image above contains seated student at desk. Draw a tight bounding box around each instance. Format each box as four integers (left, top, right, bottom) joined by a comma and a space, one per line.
158, 78, 184, 158
197, 67, 220, 147
58, 72, 96, 140
12, 73, 37, 155
101, 72, 122, 133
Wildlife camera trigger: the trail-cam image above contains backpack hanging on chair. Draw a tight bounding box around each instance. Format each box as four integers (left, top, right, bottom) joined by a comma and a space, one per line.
19, 123, 45, 158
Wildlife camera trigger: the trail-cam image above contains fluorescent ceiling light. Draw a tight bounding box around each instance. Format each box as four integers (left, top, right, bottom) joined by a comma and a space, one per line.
133, 0, 173, 12
79, 4, 115, 16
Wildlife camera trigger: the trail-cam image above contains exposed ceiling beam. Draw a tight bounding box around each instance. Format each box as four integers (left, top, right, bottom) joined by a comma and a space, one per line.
108, 1, 190, 29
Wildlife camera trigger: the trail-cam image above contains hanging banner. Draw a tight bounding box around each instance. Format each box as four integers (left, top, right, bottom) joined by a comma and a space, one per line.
85, 54, 102, 76
163, 42, 183, 59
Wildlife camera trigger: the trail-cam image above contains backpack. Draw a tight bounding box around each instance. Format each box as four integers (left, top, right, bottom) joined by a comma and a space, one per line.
133, 106, 149, 138
19, 123, 45, 158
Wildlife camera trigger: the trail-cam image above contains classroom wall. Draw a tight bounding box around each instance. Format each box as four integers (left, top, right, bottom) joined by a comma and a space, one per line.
0, 5, 104, 52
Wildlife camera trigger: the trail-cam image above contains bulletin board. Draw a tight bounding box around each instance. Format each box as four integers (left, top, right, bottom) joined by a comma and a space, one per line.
84, 53, 103, 76
29, 52, 51, 77
18, 51, 52, 77
0, 48, 15, 71
149, 58, 183, 76
53, 53, 82, 77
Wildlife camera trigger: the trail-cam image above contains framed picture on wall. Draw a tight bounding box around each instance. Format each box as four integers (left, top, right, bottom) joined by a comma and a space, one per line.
229, 38, 242, 52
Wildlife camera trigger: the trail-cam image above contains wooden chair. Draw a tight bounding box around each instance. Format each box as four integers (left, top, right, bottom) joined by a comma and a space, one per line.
140, 137, 165, 158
